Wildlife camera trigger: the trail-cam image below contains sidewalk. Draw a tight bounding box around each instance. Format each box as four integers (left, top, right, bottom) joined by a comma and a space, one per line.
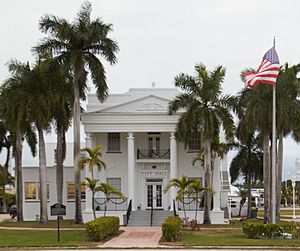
101, 226, 162, 248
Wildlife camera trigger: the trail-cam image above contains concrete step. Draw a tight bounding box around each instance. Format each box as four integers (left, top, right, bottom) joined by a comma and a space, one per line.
127, 210, 175, 226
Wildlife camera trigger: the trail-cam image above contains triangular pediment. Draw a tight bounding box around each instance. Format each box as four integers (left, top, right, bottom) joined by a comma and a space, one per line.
94, 95, 170, 113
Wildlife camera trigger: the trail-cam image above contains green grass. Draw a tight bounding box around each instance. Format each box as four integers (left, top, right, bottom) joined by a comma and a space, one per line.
0, 219, 84, 228
257, 209, 300, 217
174, 229, 300, 247
0, 229, 97, 247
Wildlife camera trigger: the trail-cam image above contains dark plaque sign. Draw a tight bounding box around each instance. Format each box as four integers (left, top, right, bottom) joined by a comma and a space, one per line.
50, 203, 66, 216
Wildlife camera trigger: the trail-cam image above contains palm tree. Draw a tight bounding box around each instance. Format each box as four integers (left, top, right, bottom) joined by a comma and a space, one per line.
96, 183, 126, 217
79, 146, 107, 179
230, 130, 263, 218
238, 80, 273, 223
34, 1, 119, 223
275, 63, 300, 221
50, 63, 73, 206
164, 175, 194, 220
241, 63, 300, 222
0, 62, 37, 222
187, 179, 211, 221
0, 122, 12, 212
82, 177, 99, 220
169, 63, 236, 224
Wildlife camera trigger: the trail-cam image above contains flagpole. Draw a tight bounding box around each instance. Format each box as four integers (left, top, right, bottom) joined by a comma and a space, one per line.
271, 37, 277, 224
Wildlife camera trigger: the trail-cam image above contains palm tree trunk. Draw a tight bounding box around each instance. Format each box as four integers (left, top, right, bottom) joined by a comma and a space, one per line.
182, 199, 187, 220
15, 128, 23, 222
92, 192, 96, 220
203, 139, 211, 224
2, 145, 10, 212
247, 172, 252, 218
73, 78, 83, 224
276, 132, 283, 223
263, 132, 271, 223
56, 128, 64, 205
38, 125, 48, 224
104, 198, 108, 217
195, 195, 198, 222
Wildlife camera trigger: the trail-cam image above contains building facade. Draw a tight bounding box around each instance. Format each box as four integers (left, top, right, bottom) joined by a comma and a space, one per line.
81, 88, 230, 224
22, 88, 230, 224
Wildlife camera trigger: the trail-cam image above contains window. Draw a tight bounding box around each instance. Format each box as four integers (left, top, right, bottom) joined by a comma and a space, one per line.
25, 182, 50, 200
38, 182, 50, 200
25, 182, 37, 200
106, 178, 121, 192
188, 132, 201, 151
107, 133, 120, 152
67, 182, 86, 200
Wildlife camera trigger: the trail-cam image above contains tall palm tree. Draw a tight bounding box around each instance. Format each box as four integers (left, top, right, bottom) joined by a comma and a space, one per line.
164, 175, 194, 220
238, 79, 273, 222
275, 63, 300, 221
79, 145, 107, 179
0, 122, 12, 212
169, 63, 236, 224
230, 129, 263, 218
96, 183, 126, 217
0, 61, 37, 222
33, 1, 119, 223
240, 63, 300, 222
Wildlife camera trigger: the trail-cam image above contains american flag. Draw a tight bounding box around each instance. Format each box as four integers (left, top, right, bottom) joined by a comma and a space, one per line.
244, 47, 280, 87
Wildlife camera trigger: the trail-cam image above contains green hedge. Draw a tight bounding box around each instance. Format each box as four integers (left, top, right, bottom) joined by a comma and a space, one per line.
243, 221, 297, 239
162, 216, 181, 242
85, 216, 120, 241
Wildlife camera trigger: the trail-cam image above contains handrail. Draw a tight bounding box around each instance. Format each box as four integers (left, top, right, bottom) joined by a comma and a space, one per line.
137, 149, 170, 159
173, 199, 177, 217
125, 199, 132, 226
150, 201, 154, 226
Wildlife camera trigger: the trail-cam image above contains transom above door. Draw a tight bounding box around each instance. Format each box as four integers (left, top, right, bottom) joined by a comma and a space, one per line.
146, 178, 163, 209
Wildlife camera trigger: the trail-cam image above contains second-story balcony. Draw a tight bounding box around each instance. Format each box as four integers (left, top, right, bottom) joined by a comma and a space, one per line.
137, 149, 170, 160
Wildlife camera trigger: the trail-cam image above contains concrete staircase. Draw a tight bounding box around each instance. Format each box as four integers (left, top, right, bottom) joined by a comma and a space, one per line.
127, 210, 174, 226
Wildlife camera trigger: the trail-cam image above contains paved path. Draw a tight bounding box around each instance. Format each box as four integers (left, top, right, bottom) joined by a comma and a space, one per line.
101, 226, 162, 248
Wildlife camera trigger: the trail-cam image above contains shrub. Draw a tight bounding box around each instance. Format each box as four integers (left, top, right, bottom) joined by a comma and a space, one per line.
85, 216, 119, 241
162, 216, 181, 242
243, 221, 297, 239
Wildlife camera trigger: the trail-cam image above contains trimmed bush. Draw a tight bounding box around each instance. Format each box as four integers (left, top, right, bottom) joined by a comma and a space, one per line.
85, 216, 120, 241
243, 221, 297, 239
162, 216, 181, 242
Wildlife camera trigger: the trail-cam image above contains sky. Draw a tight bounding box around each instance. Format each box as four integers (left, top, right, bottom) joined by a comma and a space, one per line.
0, 0, 300, 179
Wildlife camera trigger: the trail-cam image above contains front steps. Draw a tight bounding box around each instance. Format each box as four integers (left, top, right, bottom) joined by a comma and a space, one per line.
127, 210, 174, 226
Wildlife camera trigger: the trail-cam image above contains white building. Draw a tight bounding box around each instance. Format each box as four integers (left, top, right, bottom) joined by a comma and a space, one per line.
23, 88, 231, 224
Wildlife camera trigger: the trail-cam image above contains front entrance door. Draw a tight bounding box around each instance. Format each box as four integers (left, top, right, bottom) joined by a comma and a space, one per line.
146, 179, 163, 208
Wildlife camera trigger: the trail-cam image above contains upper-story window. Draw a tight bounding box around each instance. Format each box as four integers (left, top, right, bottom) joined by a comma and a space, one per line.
107, 133, 120, 152
188, 132, 201, 151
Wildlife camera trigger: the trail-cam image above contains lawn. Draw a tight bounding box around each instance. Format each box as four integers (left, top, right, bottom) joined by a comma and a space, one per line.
257, 209, 300, 218
0, 219, 85, 228
170, 229, 300, 247
0, 229, 97, 247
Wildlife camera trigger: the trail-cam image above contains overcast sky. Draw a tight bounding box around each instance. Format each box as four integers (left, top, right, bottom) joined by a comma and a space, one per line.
1, 0, 300, 178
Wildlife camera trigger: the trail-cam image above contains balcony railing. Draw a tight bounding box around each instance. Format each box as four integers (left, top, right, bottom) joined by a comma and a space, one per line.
137, 149, 170, 159
94, 197, 128, 211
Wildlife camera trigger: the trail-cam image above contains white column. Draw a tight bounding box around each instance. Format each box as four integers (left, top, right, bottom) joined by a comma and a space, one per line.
85, 133, 93, 212
212, 158, 221, 212
170, 132, 178, 210
127, 132, 136, 210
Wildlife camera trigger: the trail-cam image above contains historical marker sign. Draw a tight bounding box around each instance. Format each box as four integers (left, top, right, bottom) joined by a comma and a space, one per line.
50, 203, 66, 216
